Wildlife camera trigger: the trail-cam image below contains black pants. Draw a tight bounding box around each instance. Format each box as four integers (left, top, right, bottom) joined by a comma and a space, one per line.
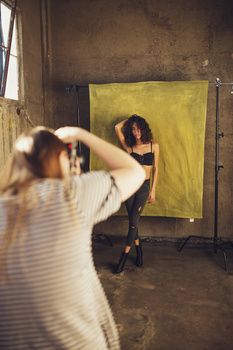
125, 180, 150, 246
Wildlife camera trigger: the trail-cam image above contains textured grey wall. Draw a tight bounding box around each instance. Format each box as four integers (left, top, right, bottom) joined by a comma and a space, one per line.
0, 0, 48, 168
49, 0, 233, 238
19, 0, 45, 125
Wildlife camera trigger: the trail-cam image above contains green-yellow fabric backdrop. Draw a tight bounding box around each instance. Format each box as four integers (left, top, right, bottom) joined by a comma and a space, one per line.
89, 81, 208, 218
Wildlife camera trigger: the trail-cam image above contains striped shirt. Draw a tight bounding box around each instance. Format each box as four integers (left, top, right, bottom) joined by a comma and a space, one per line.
0, 171, 121, 349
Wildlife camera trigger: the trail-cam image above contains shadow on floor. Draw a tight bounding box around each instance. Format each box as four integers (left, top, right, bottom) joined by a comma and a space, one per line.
93, 241, 233, 350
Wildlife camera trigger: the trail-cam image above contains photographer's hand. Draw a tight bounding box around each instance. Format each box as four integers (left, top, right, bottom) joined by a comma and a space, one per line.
55, 126, 145, 201
55, 127, 81, 143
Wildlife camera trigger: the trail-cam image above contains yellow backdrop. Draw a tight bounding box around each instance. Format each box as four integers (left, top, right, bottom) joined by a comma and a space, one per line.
89, 81, 208, 218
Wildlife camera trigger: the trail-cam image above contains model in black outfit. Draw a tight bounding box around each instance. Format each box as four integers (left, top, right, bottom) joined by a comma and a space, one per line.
115, 115, 159, 273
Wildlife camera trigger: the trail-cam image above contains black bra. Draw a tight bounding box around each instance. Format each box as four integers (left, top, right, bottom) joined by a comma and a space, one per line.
130, 142, 154, 166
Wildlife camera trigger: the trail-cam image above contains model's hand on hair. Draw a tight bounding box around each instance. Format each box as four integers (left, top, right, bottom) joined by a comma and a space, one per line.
147, 190, 155, 204
55, 127, 81, 143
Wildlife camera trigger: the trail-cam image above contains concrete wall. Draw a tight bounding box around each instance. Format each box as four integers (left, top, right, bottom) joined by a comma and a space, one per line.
19, 0, 45, 125
0, 0, 53, 169
50, 0, 233, 238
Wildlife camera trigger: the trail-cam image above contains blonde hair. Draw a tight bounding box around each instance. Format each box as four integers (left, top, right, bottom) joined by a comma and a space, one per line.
0, 126, 66, 195
0, 127, 67, 282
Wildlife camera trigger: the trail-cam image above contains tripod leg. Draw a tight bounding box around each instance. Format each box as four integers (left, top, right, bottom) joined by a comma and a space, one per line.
222, 250, 228, 272
177, 236, 193, 252
215, 245, 229, 272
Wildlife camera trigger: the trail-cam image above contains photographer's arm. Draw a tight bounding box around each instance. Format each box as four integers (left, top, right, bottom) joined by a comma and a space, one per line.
55, 127, 145, 201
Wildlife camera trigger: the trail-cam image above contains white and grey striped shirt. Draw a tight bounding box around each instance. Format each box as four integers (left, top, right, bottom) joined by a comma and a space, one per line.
0, 171, 121, 350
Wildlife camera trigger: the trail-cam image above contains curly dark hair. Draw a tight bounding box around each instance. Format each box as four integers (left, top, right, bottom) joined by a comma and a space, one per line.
123, 115, 153, 147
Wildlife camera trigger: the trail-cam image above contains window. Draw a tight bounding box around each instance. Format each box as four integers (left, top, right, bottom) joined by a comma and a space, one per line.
0, 0, 18, 100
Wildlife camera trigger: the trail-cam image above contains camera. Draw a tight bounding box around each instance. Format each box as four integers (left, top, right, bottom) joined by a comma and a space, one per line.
65, 142, 81, 158
65, 142, 84, 174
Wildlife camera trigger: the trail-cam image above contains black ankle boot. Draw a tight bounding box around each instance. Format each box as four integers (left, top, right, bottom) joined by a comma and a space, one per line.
115, 252, 128, 273
135, 243, 143, 267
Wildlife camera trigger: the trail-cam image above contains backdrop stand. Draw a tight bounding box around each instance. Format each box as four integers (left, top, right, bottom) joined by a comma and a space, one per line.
66, 84, 114, 247
178, 78, 232, 272
66, 80, 232, 257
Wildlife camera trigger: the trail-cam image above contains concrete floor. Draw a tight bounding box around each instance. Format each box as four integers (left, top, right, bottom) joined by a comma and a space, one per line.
93, 241, 233, 350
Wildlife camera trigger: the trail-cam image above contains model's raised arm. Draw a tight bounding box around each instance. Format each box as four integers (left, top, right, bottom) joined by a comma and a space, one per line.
114, 119, 130, 152
55, 127, 145, 201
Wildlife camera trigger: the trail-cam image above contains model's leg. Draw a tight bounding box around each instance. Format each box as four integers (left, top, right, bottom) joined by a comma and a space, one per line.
115, 181, 149, 273
125, 189, 145, 247
131, 181, 150, 266
124, 193, 136, 253
115, 193, 136, 273
117, 181, 149, 271
127, 182, 149, 244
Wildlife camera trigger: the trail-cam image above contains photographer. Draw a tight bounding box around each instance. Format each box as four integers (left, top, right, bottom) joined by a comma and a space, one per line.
0, 126, 145, 350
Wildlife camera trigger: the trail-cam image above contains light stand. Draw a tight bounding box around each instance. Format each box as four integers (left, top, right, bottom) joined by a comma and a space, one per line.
178, 78, 232, 272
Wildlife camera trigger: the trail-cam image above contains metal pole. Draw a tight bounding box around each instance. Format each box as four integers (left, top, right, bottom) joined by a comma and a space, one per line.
75, 85, 82, 155
214, 78, 224, 247
214, 79, 220, 246
1, 0, 17, 96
